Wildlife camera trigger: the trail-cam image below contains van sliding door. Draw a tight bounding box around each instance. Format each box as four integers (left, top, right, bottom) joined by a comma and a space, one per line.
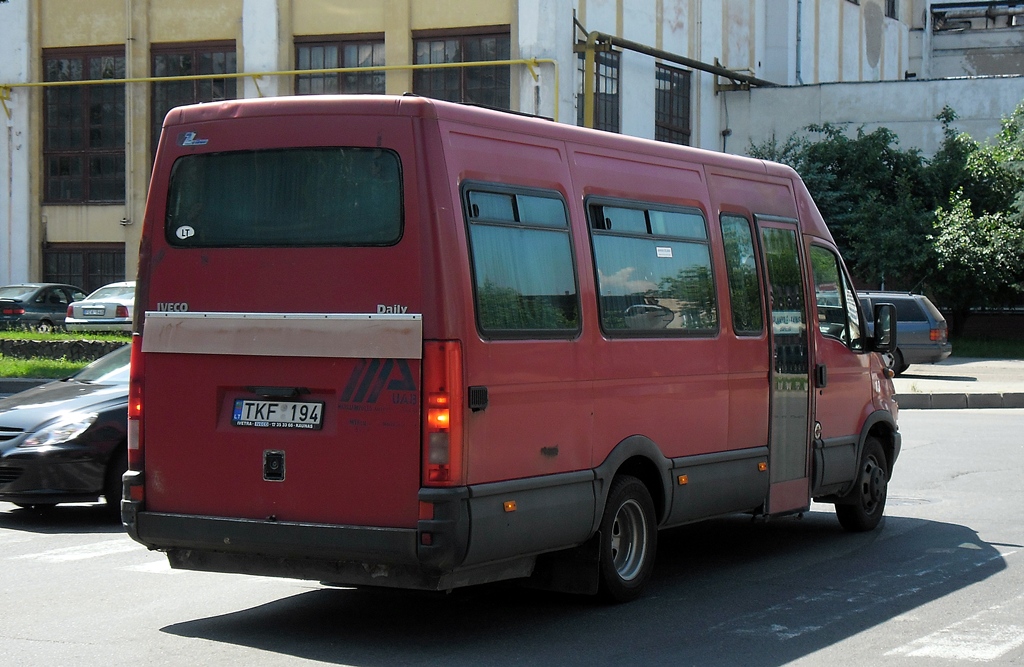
756, 217, 812, 514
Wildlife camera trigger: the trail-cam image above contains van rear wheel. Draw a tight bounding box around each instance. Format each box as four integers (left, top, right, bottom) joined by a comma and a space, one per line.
835, 437, 888, 532
598, 475, 657, 603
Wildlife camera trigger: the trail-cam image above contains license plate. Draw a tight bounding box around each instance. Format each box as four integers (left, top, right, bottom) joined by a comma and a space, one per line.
232, 399, 324, 430
83, 307, 105, 316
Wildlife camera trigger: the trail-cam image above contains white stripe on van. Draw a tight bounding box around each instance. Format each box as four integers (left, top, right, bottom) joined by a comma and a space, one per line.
141, 312, 423, 359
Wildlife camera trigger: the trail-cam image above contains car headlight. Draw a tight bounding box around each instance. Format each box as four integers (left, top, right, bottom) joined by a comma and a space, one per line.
19, 412, 99, 449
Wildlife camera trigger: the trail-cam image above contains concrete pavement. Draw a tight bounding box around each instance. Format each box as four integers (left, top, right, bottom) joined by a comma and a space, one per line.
893, 358, 1024, 409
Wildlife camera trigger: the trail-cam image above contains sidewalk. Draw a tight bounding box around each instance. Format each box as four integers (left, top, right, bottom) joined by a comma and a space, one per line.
892, 358, 1024, 409
3, 358, 1023, 407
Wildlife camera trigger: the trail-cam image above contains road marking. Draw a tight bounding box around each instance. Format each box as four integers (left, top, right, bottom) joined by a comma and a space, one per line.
887, 591, 1024, 661
10, 538, 141, 562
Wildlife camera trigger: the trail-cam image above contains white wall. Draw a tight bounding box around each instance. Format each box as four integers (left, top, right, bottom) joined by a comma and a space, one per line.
0, 1, 31, 284
725, 75, 1024, 157
242, 0, 282, 98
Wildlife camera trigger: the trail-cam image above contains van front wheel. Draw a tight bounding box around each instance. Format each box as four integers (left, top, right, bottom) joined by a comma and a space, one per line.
598, 475, 657, 603
835, 437, 888, 532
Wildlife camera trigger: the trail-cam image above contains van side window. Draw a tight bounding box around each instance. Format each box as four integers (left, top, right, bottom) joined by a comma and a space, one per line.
719, 214, 764, 336
588, 201, 717, 334
810, 245, 863, 349
465, 187, 580, 336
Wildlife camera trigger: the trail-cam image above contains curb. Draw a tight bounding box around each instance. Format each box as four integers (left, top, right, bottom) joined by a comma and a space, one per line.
896, 393, 1024, 409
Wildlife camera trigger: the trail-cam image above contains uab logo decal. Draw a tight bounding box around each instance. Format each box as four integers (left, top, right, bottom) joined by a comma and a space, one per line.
341, 359, 417, 405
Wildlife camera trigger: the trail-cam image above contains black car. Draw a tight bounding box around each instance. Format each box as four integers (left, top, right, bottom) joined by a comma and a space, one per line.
0, 345, 129, 510
0, 282, 88, 331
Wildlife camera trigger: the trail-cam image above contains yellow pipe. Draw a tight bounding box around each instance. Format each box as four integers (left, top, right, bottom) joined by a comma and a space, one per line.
0, 58, 560, 119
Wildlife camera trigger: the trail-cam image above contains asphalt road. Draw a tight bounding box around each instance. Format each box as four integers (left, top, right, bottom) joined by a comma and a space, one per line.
0, 409, 1022, 666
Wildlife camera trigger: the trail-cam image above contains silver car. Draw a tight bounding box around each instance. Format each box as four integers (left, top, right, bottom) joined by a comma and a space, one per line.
65, 281, 136, 333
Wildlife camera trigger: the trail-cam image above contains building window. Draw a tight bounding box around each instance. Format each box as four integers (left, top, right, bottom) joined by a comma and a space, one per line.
413, 28, 511, 109
151, 42, 236, 155
885, 0, 897, 19
576, 50, 621, 133
43, 243, 126, 294
295, 35, 385, 94
43, 48, 126, 203
655, 64, 691, 145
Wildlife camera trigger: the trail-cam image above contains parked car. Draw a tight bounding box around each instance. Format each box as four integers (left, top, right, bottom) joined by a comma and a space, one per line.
0, 345, 129, 510
0, 283, 87, 332
65, 281, 136, 332
858, 291, 952, 375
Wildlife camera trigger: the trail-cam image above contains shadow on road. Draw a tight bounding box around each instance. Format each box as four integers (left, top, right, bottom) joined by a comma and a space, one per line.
0, 502, 123, 534
161, 511, 1005, 666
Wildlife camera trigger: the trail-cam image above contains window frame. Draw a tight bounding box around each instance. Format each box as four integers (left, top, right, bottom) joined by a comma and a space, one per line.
461, 181, 581, 340
809, 243, 865, 350
151, 41, 237, 157
412, 26, 512, 109
42, 46, 127, 204
294, 33, 386, 95
42, 242, 126, 294
576, 49, 621, 133
719, 213, 766, 337
655, 63, 692, 146
586, 196, 718, 338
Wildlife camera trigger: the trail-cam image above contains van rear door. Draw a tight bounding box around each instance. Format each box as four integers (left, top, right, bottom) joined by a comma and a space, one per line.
138, 107, 426, 529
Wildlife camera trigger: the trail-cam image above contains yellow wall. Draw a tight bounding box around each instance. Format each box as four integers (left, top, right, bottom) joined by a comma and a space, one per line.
42, 205, 129, 243
41, 0, 124, 47
149, 1, 242, 43
292, 0, 386, 35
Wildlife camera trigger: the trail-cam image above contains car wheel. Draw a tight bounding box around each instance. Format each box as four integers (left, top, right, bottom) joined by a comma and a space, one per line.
891, 349, 909, 376
104, 446, 128, 510
835, 436, 888, 532
598, 475, 657, 603
36, 320, 55, 333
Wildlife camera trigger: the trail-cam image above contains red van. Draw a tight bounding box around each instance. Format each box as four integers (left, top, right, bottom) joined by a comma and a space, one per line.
123, 95, 899, 602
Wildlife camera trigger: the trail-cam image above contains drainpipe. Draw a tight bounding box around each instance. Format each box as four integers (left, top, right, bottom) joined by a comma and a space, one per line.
796, 0, 804, 84
583, 30, 598, 129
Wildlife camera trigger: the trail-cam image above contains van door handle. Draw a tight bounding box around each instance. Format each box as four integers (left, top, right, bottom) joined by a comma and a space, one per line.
815, 364, 828, 388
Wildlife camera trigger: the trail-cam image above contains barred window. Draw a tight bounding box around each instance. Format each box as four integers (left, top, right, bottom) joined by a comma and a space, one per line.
151, 42, 236, 155
43, 48, 126, 203
413, 29, 511, 109
43, 243, 126, 294
576, 50, 620, 133
655, 64, 691, 146
296, 36, 385, 94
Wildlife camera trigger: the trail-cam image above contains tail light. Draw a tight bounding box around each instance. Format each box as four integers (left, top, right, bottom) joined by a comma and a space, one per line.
116, 305, 129, 318
422, 341, 465, 487
66, 305, 73, 318
127, 334, 145, 484
930, 328, 947, 342
2, 306, 25, 316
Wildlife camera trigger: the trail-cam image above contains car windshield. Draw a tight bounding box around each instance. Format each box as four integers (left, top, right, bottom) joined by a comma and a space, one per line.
73, 345, 131, 384
0, 286, 33, 300
86, 284, 135, 301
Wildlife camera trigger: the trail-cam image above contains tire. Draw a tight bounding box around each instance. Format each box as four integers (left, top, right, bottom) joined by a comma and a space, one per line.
104, 446, 128, 510
36, 320, 55, 333
892, 349, 909, 376
835, 437, 888, 532
598, 475, 657, 603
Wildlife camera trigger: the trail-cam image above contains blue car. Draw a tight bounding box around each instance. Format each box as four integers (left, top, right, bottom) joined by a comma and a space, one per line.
0, 283, 87, 332
0, 345, 129, 510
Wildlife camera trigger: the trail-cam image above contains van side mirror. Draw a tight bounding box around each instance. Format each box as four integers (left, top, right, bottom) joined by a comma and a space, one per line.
871, 303, 896, 353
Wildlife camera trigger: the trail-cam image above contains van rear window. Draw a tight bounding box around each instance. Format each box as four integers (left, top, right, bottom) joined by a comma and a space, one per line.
165, 148, 402, 247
